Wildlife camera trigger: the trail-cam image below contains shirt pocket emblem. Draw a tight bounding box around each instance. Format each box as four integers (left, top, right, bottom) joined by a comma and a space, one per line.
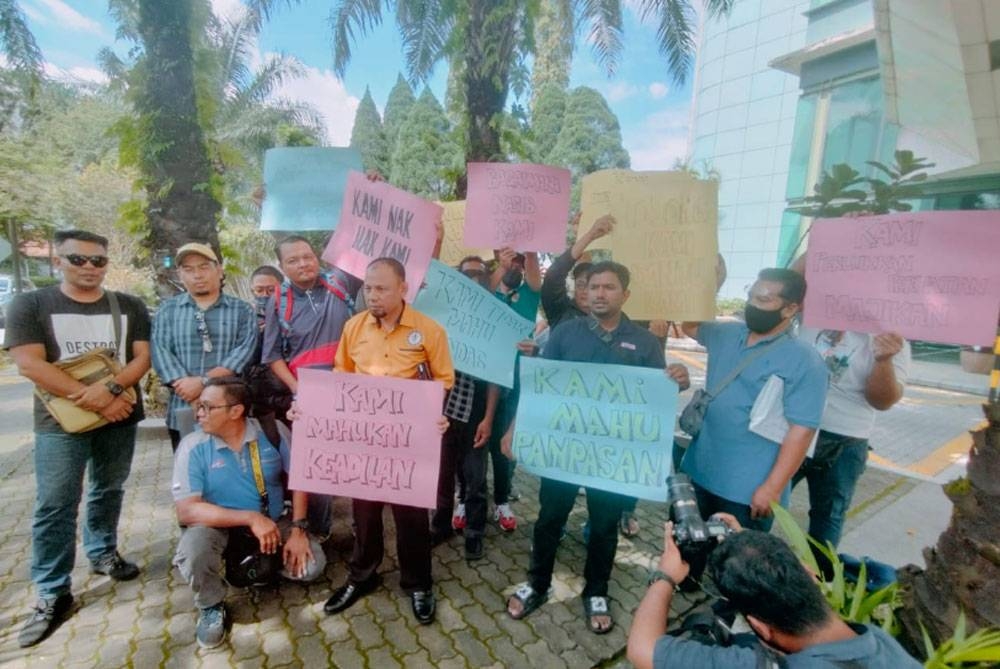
407, 330, 423, 346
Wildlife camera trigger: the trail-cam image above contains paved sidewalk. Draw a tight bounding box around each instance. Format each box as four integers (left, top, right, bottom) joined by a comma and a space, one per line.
0, 365, 967, 667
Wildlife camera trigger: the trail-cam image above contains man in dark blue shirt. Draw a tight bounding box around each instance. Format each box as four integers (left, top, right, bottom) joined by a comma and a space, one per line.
504, 261, 688, 635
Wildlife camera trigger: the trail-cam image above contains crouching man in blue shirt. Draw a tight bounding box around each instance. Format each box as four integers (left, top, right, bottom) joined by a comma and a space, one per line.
172, 377, 326, 649
627, 519, 921, 668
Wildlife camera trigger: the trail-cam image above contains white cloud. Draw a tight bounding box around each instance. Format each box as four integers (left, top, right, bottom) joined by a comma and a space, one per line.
209, 0, 246, 22
271, 63, 360, 146
648, 82, 669, 99
605, 81, 639, 102
625, 106, 691, 170
29, 0, 105, 36
42, 62, 109, 85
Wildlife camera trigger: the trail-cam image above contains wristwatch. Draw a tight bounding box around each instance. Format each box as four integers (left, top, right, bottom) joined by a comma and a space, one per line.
647, 570, 679, 589
291, 518, 310, 532
105, 381, 125, 397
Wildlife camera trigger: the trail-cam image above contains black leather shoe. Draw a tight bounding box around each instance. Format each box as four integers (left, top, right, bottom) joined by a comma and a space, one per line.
410, 589, 436, 625
324, 576, 379, 614
464, 536, 484, 562
18, 594, 74, 648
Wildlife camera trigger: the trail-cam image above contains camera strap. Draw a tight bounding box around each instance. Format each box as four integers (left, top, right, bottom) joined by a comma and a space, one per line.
705, 331, 787, 399
247, 440, 269, 516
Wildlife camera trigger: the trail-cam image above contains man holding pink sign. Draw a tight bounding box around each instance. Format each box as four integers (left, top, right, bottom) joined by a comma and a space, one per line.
319, 257, 454, 625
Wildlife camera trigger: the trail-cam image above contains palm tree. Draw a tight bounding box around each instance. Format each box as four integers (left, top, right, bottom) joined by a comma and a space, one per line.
0, 0, 42, 76
329, 0, 734, 194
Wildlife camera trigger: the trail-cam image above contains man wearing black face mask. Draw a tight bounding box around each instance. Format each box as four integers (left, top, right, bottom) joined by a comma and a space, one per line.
679, 268, 828, 531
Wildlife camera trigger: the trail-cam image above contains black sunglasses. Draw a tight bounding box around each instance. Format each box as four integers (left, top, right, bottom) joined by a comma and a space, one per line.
61, 254, 109, 268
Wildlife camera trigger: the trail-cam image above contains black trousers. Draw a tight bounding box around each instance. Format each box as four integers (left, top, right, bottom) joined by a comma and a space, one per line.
349, 499, 432, 593
432, 417, 489, 539
528, 477, 630, 598
486, 390, 517, 505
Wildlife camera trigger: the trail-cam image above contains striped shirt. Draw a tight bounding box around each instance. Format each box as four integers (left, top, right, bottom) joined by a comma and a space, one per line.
151, 292, 258, 429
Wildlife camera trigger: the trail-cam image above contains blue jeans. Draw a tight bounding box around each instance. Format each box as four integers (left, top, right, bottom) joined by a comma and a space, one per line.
792, 430, 869, 550
32, 424, 137, 597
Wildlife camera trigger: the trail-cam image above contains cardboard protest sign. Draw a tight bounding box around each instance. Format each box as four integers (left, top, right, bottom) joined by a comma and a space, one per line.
436, 200, 493, 267
464, 162, 570, 252
260, 147, 363, 231
288, 368, 445, 508
413, 260, 535, 387
580, 170, 718, 321
804, 211, 1000, 346
322, 171, 442, 302
512, 357, 677, 502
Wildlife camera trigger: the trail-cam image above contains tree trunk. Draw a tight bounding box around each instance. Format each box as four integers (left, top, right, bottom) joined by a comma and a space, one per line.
896, 402, 1000, 656
135, 0, 221, 296
458, 0, 518, 198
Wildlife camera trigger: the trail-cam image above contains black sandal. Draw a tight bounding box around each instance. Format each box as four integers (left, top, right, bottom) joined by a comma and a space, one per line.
583, 595, 614, 634
507, 583, 547, 620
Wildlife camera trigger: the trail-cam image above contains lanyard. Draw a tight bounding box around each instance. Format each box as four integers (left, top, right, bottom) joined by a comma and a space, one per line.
247, 440, 269, 515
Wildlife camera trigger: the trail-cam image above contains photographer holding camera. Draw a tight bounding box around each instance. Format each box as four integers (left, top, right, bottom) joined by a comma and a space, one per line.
627, 516, 919, 668
172, 377, 326, 649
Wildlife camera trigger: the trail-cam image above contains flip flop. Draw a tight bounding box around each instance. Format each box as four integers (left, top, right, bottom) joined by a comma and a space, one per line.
620, 511, 639, 537
583, 595, 614, 634
507, 583, 547, 620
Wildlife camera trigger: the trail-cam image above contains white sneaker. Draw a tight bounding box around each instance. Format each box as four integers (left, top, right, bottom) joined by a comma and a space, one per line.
495, 503, 517, 532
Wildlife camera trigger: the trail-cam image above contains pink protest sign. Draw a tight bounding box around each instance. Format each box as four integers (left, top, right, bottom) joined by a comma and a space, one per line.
288, 368, 445, 508
464, 162, 571, 252
322, 171, 442, 301
803, 211, 1000, 346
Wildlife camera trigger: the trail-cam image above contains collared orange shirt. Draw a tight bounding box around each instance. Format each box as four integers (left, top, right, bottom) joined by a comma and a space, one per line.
335, 304, 455, 390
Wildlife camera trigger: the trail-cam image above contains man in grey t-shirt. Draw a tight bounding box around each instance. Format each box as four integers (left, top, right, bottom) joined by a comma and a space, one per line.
627, 522, 920, 669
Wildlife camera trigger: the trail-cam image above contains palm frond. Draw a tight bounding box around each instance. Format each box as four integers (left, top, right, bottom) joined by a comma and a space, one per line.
397, 0, 452, 83
107, 0, 140, 42
243, 0, 301, 32
0, 0, 43, 75
704, 0, 735, 19
641, 0, 695, 84
232, 53, 305, 107
579, 0, 623, 76
329, 0, 388, 77
218, 8, 261, 98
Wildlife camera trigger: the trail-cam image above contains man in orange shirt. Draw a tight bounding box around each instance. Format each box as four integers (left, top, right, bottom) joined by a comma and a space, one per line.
322, 257, 454, 625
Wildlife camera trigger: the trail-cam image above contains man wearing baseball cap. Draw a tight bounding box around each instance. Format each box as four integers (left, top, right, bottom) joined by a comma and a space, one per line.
151, 243, 258, 450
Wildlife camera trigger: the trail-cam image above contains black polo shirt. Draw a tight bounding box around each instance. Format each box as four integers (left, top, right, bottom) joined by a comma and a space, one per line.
543, 314, 665, 370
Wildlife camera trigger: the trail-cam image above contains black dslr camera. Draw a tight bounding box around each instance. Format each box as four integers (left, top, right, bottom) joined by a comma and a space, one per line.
667, 473, 734, 563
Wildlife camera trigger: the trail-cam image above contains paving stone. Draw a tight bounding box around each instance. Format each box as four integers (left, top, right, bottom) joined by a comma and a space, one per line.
365, 644, 403, 668
347, 611, 385, 650
294, 633, 331, 665
328, 638, 366, 669
397, 650, 439, 669
414, 622, 458, 658
316, 611, 353, 642
434, 597, 469, 633
520, 638, 569, 669
458, 604, 502, 640
381, 616, 421, 654
262, 629, 297, 666
486, 636, 531, 666
450, 628, 495, 667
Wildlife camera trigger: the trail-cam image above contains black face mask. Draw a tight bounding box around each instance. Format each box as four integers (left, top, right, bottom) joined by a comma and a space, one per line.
502, 269, 523, 290
744, 303, 786, 334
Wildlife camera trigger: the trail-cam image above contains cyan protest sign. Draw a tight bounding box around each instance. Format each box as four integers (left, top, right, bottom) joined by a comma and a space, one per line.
513, 357, 677, 501
413, 260, 534, 388
261, 147, 363, 231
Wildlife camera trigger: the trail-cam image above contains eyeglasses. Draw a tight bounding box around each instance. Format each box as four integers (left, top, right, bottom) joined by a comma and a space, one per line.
194, 310, 213, 353
61, 254, 109, 268
195, 402, 237, 414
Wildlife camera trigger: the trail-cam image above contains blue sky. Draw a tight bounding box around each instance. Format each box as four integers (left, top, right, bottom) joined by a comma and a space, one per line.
19, 0, 698, 170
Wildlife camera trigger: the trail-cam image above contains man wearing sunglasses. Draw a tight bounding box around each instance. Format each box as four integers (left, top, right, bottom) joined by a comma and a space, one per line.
4, 230, 152, 647
151, 243, 258, 450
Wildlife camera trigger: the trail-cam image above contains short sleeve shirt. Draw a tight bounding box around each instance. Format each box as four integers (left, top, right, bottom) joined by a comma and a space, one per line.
681, 321, 829, 505
335, 304, 455, 390
172, 419, 285, 520
798, 328, 910, 439
653, 623, 922, 668
3, 286, 152, 432
544, 314, 666, 370
495, 282, 540, 323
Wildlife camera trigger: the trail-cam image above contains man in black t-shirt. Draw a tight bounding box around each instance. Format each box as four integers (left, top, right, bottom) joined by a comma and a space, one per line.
4, 230, 152, 648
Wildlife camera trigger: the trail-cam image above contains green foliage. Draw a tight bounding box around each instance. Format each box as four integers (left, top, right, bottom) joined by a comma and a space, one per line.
771, 503, 901, 635
795, 151, 935, 218
389, 88, 463, 199
0, 0, 43, 82
530, 83, 566, 161
531, 0, 572, 104
715, 297, 744, 316
921, 613, 1000, 669
546, 86, 629, 209
383, 73, 416, 159
350, 87, 390, 175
